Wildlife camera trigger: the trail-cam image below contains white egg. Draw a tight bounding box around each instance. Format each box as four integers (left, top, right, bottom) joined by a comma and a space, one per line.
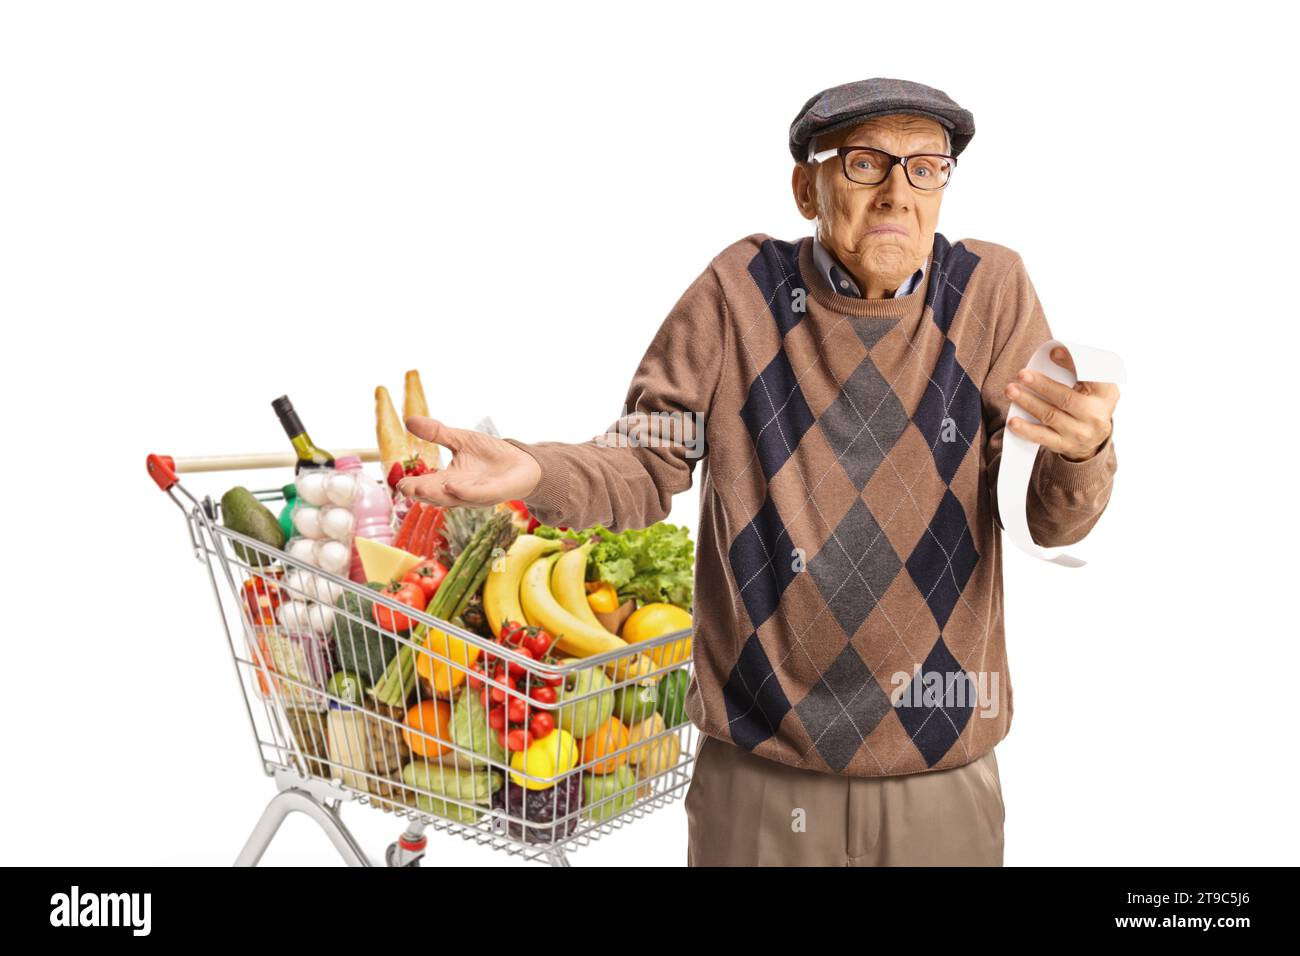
282, 569, 334, 603
277, 600, 312, 633
318, 579, 345, 605
293, 505, 322, 538
304, 604, 335, 636
281, 569, 309, 600
320, 506, 355, 541
287, 537, 319, 567
297, 470, 330, 506
325, 472, 359, 507
316, 540, 351, 575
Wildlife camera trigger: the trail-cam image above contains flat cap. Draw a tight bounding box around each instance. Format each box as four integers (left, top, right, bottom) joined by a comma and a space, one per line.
789, 77, 975, 162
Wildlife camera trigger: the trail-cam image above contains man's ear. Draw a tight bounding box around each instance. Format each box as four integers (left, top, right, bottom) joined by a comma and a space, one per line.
791, 163, 818, 221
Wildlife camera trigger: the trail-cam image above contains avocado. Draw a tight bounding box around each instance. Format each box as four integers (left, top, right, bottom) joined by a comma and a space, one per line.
221, 486, 286, 566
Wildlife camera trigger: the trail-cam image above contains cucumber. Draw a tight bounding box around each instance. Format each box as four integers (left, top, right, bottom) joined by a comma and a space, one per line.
401, 759, 502, 804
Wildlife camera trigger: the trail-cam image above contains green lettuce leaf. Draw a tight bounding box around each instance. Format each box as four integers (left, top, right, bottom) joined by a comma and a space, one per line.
536, 522, 694, 610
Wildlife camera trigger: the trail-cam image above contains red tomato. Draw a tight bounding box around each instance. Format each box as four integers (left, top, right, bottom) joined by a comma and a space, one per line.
488, 705, 508, 731
507, 695, 529, 725
506, 728, 531, 752
500, 621, 526, 646
467, 661, 488, 691
523, 630, 553, 659
507, 647, 534, 681
373, 582, 426, 633
403, 560, 448, 604
529, 711, 555, 739
530, 685, 558, 705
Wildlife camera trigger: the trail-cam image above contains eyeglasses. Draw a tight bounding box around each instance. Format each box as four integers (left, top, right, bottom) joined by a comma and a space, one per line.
809, 146, 956, 191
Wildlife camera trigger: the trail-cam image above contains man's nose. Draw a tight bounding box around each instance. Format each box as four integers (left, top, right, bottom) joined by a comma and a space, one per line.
875, 163, 912, 208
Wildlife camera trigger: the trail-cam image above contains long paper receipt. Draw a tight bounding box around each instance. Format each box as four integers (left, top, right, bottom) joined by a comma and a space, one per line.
998, 338, 1127, 568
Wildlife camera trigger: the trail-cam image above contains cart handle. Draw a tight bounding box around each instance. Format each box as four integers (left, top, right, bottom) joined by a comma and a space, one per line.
146, 448, 381, 490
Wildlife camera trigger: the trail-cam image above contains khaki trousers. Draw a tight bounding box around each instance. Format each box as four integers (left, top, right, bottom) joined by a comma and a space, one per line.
685, 734, 1005, 866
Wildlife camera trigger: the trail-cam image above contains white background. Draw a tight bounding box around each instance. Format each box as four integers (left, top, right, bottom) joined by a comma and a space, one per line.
3, 0, 1296, 866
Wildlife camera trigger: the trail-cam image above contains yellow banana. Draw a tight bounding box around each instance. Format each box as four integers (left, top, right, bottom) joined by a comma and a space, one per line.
550, 541, 609, 631
520, 553, 628, 658
483, 535, 563, 638
546, 543, 659, 684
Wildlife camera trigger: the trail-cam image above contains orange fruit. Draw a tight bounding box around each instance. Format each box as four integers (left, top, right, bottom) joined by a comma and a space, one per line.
403, 699, 453, 757
581, 717, 630, 774
622, 603, 692, 668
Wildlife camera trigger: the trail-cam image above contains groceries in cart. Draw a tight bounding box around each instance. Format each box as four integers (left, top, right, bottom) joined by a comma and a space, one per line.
211, 370, 696, 846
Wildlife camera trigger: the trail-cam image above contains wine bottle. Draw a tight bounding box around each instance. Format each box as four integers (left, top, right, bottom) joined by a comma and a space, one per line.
271, 395, 335, 473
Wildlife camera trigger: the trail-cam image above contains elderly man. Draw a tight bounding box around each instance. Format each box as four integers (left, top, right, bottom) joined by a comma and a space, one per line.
399, 77, 1120, 867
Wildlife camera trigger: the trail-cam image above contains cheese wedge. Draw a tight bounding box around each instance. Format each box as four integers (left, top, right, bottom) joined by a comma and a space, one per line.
355, 537, 422, 585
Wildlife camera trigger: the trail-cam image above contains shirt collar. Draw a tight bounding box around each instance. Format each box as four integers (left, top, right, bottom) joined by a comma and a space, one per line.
812, 233, 925, 299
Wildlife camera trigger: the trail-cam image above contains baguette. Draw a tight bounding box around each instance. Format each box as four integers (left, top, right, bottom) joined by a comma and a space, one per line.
374, 385, 406, 473
403, 369, 442, 470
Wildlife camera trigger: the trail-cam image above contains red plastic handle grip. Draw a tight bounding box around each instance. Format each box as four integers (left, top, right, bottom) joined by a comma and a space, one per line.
147, 454, 178, 492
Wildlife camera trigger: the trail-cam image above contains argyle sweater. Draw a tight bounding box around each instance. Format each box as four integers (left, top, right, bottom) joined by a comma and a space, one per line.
508, 232, 1117, 777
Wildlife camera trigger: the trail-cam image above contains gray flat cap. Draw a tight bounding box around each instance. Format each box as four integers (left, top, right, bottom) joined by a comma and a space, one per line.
789, 77, 975, 162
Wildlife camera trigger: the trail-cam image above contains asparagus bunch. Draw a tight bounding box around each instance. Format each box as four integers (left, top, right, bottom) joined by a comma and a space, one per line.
371, 510, 515, 707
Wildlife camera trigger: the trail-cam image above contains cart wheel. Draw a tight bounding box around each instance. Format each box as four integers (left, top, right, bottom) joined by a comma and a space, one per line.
385, 832, 427, 867
385, 842, 421, 867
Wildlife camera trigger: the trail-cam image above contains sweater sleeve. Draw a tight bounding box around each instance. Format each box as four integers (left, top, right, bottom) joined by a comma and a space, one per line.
982, 254, 1118, 548
503, 262, 728, 533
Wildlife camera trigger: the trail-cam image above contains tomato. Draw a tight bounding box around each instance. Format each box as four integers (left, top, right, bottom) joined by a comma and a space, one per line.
467, 660, 488, 691
373, 582, 426, 633
523, 629, 553, 659
488, 704, 508, 731
507, 646, 535, 681
499, 620, 526, 646
403, 560, 448, 604
529, 711, 555, 739
507, 695, 529, 725
530, 685, 558, 705
506, 728, 532, 752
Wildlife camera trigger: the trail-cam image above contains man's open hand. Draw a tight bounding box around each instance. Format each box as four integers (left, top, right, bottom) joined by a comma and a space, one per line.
1004, 346, 1120, 462
395, 416, 542, 507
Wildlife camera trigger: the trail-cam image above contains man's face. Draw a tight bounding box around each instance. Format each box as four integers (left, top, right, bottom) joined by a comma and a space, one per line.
792, 114, 948, 298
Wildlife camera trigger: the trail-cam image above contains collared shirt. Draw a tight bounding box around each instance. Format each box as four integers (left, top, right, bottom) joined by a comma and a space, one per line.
812, 232, 925, 299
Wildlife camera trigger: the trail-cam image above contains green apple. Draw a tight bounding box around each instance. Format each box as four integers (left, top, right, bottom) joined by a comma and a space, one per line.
613, 681, 659, 726
582, 765, 638, 823
556, 665, 615, 739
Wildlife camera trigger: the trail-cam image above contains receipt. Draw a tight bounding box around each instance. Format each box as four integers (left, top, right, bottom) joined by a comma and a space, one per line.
998, 338, 1127, 567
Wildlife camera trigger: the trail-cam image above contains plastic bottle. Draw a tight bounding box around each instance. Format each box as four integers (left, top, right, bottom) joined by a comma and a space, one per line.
335, 455, 394, 583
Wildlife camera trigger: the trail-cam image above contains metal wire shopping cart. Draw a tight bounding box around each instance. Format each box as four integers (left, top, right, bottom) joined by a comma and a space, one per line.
147, 451, 698, 867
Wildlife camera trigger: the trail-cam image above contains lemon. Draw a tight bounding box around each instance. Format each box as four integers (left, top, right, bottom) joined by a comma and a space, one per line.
509, 728, 579, 791
622, 603, 693, 668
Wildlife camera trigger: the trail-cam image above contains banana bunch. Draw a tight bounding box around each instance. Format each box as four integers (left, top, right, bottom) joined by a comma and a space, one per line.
483, 535, 656, 683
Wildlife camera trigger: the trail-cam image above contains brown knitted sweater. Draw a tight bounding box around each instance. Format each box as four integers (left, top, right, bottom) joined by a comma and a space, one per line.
507, 233, 1117, 777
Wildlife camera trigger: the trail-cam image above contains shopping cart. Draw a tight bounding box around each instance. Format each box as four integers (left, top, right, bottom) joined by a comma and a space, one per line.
148, 450, 698, 867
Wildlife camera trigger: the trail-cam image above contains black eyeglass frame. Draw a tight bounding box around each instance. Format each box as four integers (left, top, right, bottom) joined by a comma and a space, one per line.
809, 146, 957, 191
